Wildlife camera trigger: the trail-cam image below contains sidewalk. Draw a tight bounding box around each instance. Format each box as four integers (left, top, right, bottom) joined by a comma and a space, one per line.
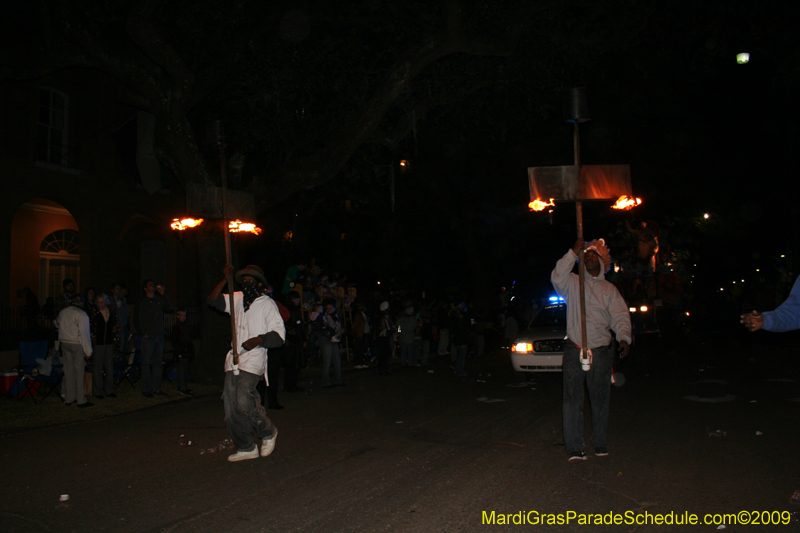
0, 351, 475, 435
0, 378, 222, 434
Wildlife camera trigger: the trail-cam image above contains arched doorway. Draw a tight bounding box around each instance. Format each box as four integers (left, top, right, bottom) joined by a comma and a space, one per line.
40, 228, 81, 305
10, 198, 79, 307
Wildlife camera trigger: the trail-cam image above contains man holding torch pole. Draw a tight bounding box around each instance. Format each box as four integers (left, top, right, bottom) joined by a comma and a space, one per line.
208, 264, 285, 462
551, 238, 631, 463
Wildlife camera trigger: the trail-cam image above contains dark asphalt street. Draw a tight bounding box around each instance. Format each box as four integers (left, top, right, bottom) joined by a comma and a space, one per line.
2, 330, 800, 532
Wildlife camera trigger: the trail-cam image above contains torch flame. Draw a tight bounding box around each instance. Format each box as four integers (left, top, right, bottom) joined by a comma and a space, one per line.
529, 198, 555, 212
611, 195, 642, 210
229, 220, 262, 235
171, 217, 203, 231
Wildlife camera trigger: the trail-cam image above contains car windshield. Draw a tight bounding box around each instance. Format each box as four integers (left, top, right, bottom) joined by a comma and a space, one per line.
529, 305, 567, 328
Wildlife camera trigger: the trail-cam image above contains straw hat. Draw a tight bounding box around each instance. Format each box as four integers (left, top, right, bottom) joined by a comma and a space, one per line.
235, 265, 268, 286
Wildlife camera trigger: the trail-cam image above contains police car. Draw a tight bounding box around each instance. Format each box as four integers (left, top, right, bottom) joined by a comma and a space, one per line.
509, 297, 567, 373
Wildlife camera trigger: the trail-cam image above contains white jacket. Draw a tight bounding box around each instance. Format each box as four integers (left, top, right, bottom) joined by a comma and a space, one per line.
551, 249, 632, 349
55, 306, 93, 356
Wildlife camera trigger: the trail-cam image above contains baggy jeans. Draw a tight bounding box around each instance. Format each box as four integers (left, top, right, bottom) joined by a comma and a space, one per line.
320, 340, 342, 387
141, 335, 164, 394
562, 342, 612, 453
223, 370, 276, 452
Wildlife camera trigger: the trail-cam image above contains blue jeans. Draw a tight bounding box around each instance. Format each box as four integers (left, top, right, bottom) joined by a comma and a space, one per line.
562, 343, 612, 453
453, 344, 468, 375
223, 370, 276, 452
141, 335, 164, 394
400, 342, 417, 366
320, 340, 342, 386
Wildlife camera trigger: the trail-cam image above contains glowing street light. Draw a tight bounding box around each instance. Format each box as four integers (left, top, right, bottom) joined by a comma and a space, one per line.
736, 53, 750, 64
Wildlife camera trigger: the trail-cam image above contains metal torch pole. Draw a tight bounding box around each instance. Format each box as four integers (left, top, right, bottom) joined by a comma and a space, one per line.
219, 139, 239, 375
575, 122, 588, 355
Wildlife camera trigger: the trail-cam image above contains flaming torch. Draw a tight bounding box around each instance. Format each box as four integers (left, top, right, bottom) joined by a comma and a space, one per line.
526, 87, 640, 368
170, 217, 204, 231
528, 198, 555, 212
611, 195, 642, 211
228, 220, 262, 235
168, 121, 261, 375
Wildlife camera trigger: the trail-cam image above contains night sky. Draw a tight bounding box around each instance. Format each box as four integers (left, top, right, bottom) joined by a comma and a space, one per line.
245, 1, 800, 312
5, 0, 798, 314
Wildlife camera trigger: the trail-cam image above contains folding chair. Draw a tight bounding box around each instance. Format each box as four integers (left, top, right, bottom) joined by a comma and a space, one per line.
35, 347, 64, 402
114, 333, 142, 388
16, 341, 49, 403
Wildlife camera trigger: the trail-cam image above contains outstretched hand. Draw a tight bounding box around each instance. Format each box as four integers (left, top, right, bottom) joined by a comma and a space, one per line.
740, 310, 764, 332
572, 239, 584, 256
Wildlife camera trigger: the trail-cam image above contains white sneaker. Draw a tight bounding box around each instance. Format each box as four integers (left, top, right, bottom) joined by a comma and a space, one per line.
261, 428, 278, 457
227, 447, 259, 462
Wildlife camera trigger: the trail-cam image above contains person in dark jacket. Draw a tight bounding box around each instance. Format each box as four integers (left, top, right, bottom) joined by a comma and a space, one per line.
263, 285, 290, 409
171, 308, 195, 397
318, 299, 344, 388
134, 279, 174, 397
283, 291, 307, 392
90, 293, 119, 399
376, 301, 394, 376
450, 305, 470, 376
109, 283, 130, 355
350, 302, 371, 368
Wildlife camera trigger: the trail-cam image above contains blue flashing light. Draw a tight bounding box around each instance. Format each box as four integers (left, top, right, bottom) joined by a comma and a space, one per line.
548, 295, 565, 302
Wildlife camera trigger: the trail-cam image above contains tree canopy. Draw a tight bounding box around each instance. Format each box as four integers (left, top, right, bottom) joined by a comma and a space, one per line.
2, 0, 659, 206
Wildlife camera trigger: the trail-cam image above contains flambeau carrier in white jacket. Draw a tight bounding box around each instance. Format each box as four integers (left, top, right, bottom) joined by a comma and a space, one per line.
550, 248, 632, 350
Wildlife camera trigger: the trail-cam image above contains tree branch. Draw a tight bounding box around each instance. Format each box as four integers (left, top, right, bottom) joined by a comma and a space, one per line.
254, 1, 558, 208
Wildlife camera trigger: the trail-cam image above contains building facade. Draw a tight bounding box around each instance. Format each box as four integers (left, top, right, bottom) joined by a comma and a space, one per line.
2, 69, 202, 342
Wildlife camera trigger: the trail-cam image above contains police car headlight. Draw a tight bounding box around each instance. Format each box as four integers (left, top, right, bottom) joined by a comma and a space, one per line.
511, 342, 533, 353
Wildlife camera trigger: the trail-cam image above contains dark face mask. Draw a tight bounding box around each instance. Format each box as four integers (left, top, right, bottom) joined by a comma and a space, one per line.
242, 279, 262, 312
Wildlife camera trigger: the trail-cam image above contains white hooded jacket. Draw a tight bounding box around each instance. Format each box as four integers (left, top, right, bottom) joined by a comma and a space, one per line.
550, 248, 632, 350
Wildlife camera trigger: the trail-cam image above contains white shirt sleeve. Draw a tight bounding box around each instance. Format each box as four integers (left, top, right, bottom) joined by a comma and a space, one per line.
262, 299, 286, 341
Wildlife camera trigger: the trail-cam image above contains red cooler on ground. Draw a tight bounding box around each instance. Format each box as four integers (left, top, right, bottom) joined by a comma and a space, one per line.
0, 372, 17, 395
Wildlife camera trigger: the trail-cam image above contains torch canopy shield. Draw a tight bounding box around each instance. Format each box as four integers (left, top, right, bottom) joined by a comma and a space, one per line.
186, 183, 256, 220
528, 164, 632, 202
